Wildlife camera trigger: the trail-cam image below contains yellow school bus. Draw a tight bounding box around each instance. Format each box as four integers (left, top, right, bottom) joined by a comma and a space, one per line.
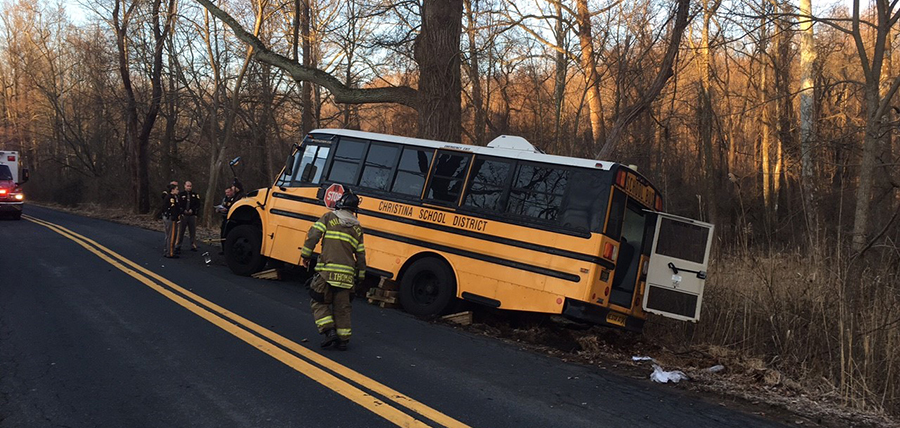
224, 129, 714, 331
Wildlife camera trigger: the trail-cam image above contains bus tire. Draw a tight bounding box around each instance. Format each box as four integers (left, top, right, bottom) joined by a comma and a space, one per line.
12, 211, 21, 220
399, 257, 456, 317
225, 224, 267, 276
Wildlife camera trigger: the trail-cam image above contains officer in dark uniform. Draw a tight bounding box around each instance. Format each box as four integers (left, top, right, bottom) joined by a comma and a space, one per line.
176, 180, 201, 253
301, 189, 366, 351
161, 183, 183, 258
217, 178, 244, 254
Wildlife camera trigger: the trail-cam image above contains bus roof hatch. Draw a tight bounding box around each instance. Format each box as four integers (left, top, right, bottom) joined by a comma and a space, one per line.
487, 135, 544, 153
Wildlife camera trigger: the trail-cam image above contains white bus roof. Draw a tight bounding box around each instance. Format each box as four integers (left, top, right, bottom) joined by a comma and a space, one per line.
309, 129, 616, 171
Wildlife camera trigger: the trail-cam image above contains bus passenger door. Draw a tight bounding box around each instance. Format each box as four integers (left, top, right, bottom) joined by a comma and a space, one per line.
266, 143, 330, 264
642, 213, 714, 322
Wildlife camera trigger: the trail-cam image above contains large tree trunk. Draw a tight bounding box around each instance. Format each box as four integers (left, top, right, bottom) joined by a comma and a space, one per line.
300, 0, 314, 134
575, 0, 605, 153
464, 0, 485, 145
552, 1, 567, 153
201, 5, 260, 226
414, 0, 463, 142
113, 0, 173, 214
759, 37, 772, 225
799, 0, 818, 246
849, 0, 900, 254
698, 0, 718, 226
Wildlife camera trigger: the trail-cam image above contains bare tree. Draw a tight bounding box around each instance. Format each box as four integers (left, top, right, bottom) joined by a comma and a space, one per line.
112, 0, 176, 213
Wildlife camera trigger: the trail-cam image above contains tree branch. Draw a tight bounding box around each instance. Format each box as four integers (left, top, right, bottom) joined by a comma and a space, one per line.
194, 0, 417, 107
595, 0, 692, 159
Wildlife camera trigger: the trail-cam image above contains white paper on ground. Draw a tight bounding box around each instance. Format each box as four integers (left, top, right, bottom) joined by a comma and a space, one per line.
650, 364, 688, 383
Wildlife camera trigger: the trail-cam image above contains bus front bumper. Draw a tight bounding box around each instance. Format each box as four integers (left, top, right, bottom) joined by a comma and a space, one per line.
562, 298, 645, 333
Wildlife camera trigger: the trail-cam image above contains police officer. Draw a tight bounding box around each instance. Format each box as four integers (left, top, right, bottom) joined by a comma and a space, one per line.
300, 189, 366, 351
176, 180, 201, 253
216, 185, 239, 255
161, 183, 183, 258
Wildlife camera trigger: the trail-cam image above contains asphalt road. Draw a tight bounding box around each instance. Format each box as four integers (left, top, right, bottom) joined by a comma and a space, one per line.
1, 205, 788, 428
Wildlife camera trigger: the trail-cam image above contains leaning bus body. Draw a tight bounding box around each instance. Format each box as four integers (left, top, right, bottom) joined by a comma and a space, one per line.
223, 130, 713, 331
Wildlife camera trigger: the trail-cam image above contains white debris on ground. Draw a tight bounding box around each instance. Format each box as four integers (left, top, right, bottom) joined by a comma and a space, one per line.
650, 364, 689, 383
705, 364, 725, 373
632, 356, 655, 362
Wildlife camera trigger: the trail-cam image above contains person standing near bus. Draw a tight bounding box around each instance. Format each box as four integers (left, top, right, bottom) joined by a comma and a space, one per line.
300, 190, 366, 351
161, 183, 182, 258
176, 180, 201, 253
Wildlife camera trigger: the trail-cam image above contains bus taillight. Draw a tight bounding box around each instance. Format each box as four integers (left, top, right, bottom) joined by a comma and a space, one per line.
603, 243, 618, 262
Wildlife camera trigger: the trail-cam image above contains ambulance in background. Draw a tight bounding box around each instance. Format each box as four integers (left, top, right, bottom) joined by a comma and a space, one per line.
0, 151, 29, 220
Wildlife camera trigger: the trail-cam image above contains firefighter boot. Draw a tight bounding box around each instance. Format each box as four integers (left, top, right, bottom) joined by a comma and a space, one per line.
320, 329, 338, 349
336, 340, 348, 351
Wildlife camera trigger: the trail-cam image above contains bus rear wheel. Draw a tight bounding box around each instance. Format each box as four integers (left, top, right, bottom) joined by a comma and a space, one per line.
225, 224, 267, 276
399, 257, 456, 317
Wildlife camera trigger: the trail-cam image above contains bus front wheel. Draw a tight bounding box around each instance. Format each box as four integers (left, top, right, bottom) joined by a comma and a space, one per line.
399, 257, 457, 317
225, 224, 267, 276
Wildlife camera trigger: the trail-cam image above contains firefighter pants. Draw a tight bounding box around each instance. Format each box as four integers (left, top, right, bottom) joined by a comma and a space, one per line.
309, 275, 352, 342
177, 215, 197, 249
163, 217, 178, 257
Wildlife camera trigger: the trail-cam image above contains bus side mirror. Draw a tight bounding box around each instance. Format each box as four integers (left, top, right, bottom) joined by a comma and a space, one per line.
19, 168, 29, 184
285, 154, 297, 176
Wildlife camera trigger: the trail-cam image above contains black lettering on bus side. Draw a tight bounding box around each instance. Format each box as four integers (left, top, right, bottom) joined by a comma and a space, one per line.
453, 215, 488, 232
419, 209, 446, 224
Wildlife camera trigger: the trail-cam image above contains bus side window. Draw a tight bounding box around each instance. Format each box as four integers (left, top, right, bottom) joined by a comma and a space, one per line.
463, 157, 511, 211
359, 143, 399, 191
327, 138, 368, 185
507, 164, 568, 221
605, 189, 627, 240
392, 147, 433, 197
425, 151, 471, 204
559, 170, 608, 232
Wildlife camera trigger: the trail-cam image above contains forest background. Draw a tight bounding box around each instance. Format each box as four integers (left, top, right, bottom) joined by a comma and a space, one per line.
2, 0, 898, 419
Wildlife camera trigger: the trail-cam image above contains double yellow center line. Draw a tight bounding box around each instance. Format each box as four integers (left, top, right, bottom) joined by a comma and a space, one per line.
25, 215, 469, 428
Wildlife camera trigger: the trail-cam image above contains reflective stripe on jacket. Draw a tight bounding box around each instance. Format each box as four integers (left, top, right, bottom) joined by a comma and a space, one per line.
301, 210, 366, 288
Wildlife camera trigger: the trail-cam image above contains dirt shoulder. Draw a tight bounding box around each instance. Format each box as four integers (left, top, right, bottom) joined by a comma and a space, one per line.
30, 202, 897, 428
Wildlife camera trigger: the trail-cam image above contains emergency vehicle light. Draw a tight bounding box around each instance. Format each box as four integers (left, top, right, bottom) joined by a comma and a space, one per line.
7, 156, 13, 161
0, 189, 6, 195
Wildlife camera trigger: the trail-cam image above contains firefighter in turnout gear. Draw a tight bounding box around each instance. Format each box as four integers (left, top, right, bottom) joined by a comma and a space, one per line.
300, 189, 365, 351
161, 183, 183, 258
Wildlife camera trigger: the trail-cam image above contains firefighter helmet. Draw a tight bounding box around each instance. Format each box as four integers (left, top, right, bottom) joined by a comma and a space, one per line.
335, 188, 360, 212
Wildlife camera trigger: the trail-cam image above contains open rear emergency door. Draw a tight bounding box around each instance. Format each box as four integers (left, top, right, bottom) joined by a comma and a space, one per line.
642, 212, 714, 322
